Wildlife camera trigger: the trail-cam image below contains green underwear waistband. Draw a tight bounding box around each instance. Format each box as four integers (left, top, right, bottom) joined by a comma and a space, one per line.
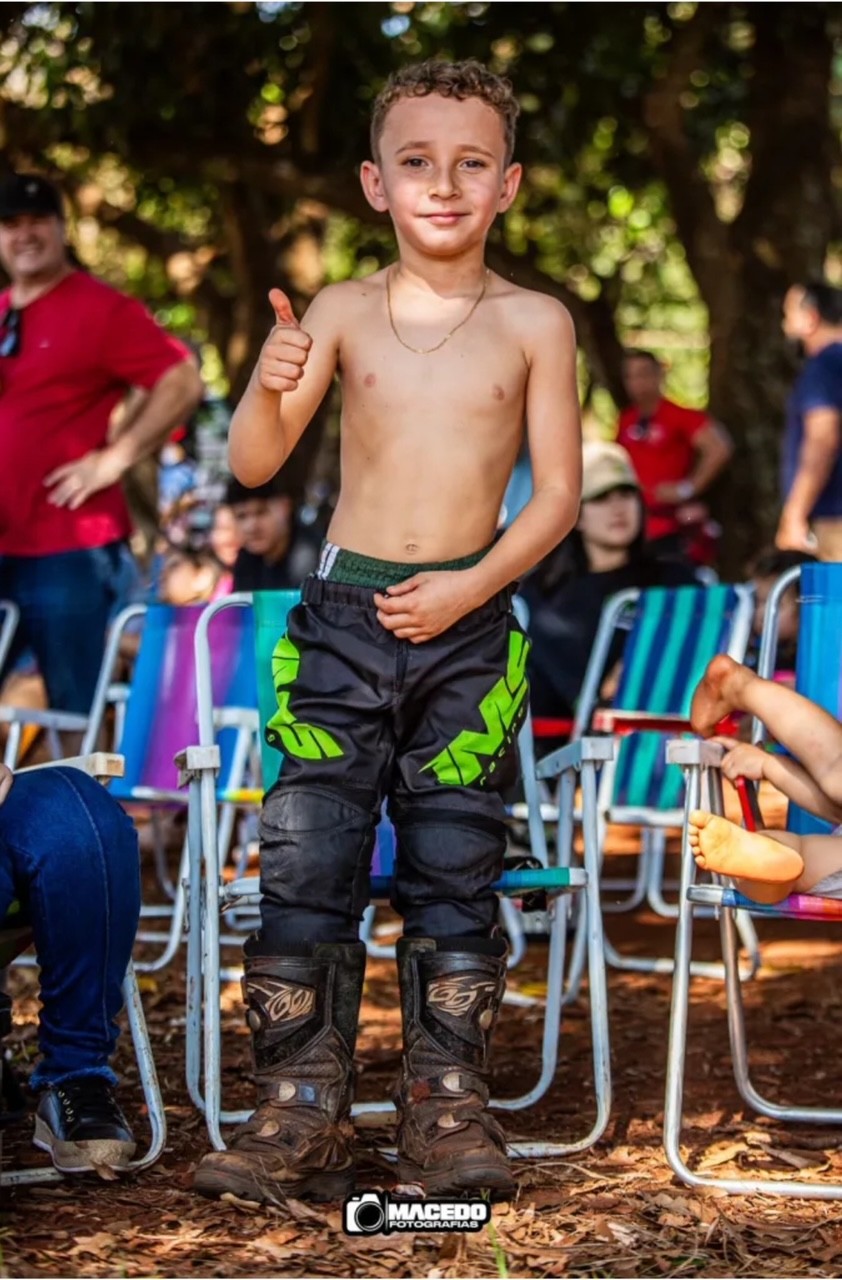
316, 542, 490, 589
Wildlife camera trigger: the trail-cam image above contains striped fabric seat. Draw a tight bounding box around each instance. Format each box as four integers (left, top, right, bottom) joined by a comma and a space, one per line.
252, 590, 303, 793
690, 884, 842, 922
610, 586, 748, 811
110, 603, 257, 803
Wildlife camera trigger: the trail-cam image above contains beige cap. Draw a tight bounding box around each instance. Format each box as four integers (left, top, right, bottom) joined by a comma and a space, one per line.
581, 440, 640, 502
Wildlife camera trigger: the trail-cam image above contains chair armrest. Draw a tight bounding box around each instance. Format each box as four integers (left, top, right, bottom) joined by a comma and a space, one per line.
665, 739, 725, 768
0, 706, 88, 731
175, 745, 221, 788
535, 736, 616, 780
15, 752, 125, 780
593, 709, 694, 734
595, 709, 741, 737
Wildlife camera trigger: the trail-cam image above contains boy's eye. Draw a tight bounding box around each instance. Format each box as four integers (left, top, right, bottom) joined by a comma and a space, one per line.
461, 159, 487, 169
401, 157, 427, 168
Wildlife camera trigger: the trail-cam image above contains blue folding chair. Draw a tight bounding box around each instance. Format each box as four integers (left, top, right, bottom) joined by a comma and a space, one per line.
665, 561, 842, 1197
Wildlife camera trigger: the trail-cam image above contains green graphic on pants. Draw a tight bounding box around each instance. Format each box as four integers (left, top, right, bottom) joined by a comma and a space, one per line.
265, 633, 344, 760
422, 630, 530, 786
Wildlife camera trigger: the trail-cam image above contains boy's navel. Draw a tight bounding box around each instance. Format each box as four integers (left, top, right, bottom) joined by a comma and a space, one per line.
492, 385, 505, 401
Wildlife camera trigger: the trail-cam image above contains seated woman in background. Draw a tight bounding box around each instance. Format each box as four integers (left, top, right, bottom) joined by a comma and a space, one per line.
521, 440, 699, 725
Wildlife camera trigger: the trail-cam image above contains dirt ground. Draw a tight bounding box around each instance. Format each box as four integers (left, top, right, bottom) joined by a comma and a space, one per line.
3, 845, 842, 1278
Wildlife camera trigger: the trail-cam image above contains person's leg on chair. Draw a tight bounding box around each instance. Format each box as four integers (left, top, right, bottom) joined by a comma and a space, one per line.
691, 656, 842, 810
689, 810, 842, 905
0, 765, 140, 1172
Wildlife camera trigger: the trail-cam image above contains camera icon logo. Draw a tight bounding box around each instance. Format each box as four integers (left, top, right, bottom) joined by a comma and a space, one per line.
344, 1192, 387, 1235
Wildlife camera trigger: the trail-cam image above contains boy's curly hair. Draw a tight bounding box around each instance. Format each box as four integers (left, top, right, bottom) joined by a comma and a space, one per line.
370, 59, 519, 165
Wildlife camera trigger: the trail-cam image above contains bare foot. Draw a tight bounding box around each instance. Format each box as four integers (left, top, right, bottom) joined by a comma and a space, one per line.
688, 810, 804, 884
689, 655, 752, 737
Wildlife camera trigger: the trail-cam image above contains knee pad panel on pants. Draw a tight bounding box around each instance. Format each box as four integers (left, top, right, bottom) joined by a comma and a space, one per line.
259, 785, 378, 923
391, 811, 506, 937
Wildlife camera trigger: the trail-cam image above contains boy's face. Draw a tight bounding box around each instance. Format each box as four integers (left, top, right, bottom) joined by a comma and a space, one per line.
231, 496, 292, 557
360, 94, 521, 256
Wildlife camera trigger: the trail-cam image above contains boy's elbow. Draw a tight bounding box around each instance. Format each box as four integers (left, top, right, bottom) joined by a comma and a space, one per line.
227, 450, 279, 488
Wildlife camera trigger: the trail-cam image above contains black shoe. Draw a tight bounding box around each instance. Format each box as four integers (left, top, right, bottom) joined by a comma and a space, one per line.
34, 1077, 136, 1174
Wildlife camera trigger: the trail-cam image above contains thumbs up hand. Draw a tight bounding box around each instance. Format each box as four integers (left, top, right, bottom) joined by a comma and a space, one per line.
258, 288, 313, 393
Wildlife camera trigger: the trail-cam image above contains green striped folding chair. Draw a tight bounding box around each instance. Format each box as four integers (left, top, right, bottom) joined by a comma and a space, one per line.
664, 561, 842, 1197
559, 583, 759, 995
179, 590, 614, 1164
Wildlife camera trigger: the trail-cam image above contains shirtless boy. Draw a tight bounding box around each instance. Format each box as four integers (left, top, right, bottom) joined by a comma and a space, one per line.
687, 654, 842, 904
194, 60, 581, 1205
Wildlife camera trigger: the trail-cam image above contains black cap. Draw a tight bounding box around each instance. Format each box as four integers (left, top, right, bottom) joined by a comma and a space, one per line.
0, 173, 63, 221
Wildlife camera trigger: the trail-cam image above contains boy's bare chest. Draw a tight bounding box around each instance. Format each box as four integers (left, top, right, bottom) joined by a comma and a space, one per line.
339, 311, 527, 419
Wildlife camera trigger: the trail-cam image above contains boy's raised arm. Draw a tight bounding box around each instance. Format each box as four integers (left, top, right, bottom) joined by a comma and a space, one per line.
228, 286, 341, 487
466, 297, 582, 601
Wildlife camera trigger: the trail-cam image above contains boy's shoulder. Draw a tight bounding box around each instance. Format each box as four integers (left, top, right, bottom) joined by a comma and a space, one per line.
488, 273, 573, 325
311, 273, 386, 310
490, 275, 575, 341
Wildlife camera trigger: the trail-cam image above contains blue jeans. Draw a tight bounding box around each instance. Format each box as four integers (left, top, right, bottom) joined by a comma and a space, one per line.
0, 541, 140, 713
0, 767, 140, 1088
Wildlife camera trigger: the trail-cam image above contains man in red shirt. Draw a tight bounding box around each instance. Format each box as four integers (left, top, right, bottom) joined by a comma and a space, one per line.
617, 349, 733, 552
0, 173, 203, 712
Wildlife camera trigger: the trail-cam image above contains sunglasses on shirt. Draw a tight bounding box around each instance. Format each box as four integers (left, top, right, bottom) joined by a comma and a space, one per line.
0, 306, 22, 357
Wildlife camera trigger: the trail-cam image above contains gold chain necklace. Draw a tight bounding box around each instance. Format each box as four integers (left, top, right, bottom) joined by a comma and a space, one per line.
386, 266, 489, 355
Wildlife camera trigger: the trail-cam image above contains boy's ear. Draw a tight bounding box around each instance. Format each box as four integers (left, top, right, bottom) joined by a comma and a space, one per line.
497, 162, 523, 214
360, 160, 389, 213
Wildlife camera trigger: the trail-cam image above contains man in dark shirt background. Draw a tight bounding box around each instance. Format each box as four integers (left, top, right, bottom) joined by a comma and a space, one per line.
778, 281, 842, 560
226, 475, 318, 591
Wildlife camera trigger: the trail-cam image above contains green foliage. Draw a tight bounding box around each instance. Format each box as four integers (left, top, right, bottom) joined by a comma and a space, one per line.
0, 1, 837, 550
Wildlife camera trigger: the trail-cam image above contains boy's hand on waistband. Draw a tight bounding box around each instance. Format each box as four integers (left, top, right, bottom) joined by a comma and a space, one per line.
374, 571, 481, 643
259, 288, 312, 393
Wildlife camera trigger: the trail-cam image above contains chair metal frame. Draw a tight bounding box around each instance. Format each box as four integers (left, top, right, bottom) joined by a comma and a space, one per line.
558, 584, 760, 999
664, 563, 842, 1198
0, 753, 166, 1186
181, 592, 615, 1163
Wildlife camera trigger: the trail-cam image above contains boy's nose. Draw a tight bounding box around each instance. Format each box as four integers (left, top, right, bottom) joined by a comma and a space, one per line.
429, 169, 459, 198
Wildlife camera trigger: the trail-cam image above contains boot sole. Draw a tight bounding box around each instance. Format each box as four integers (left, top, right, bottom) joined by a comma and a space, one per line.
33, 1116, 136, 1174
397, 1156, 515, 1201
194, 1162, 355, 1206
